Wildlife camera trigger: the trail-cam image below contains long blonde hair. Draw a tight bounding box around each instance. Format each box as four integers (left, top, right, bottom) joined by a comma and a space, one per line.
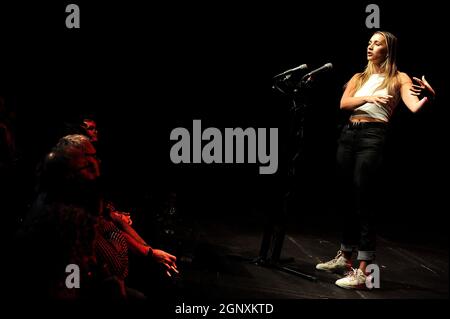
352, 31, 400, 95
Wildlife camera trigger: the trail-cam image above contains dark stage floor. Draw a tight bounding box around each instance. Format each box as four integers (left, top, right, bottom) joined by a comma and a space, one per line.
165, 216, 448, 300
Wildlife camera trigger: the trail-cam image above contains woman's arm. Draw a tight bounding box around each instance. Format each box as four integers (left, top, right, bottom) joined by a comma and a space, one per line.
118, 218, 148, 246
340, 73, 392, 110
399, 72, 434, 113
121, 232, 151, 256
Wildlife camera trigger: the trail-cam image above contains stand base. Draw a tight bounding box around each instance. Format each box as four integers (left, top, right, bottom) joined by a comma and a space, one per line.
258, 257, 317, 281
274, 264, 317, 281
228, 254, 317, 282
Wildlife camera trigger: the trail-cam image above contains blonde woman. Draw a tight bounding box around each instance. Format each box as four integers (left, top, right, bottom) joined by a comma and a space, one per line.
316, 31, 435, 289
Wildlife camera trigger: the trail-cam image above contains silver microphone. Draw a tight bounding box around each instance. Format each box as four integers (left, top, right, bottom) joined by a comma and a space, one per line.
273, 64, 308, 80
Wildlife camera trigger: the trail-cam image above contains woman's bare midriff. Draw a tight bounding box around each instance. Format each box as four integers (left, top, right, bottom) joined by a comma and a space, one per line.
350, 116, 387, 123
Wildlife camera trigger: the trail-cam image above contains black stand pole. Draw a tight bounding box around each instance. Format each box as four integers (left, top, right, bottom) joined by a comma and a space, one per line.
251, 76, 317, 281
226, 74, 317, 282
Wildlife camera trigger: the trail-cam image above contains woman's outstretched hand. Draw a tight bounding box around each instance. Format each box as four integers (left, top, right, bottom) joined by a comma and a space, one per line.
410, 75, 436, 98
152, 249, 179, 277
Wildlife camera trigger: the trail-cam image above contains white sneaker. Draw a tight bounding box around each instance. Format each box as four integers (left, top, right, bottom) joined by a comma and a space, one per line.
335, 268, 367, 289
316, 251, 352, 273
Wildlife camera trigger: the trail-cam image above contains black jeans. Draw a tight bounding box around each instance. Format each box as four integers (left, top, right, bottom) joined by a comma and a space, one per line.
336, 122, 388, 261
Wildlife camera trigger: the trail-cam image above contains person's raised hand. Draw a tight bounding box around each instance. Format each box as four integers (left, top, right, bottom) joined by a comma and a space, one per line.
410, 75, 435, 98
367, 94, 393, 107
152, 249, 179, 277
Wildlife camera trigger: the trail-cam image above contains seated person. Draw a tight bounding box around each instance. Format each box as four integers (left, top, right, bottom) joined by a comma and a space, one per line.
62, 117, 178, 278
18, 134, 177, 300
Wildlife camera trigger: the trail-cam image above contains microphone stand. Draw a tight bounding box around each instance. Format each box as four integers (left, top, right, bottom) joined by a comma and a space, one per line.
226, 73, 317, 283
251, 76, 317, 281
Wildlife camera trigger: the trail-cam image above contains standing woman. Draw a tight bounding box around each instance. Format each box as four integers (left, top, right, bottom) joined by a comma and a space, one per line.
315, 31, 435, 289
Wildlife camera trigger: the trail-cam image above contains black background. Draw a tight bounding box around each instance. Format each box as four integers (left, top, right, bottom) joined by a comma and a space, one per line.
1, 0, 448, 249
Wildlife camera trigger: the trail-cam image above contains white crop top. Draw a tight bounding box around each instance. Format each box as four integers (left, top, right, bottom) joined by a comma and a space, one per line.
351, 74, 400, 122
